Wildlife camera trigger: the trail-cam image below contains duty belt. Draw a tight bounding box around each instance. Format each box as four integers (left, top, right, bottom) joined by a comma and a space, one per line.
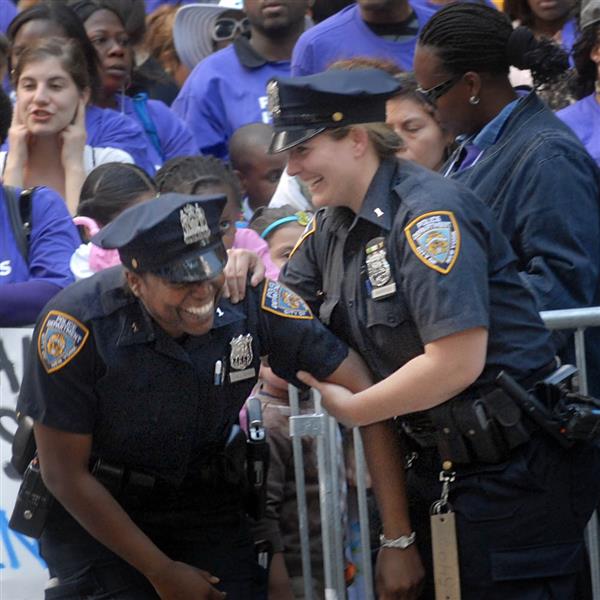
401, 361, 557, 464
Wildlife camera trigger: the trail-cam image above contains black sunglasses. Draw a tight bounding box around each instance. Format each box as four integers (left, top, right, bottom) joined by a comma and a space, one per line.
416, 74, 462, 104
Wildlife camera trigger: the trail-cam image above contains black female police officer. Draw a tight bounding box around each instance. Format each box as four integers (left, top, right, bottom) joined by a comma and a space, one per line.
267, 68, 600, 599
16, 192, 373, 599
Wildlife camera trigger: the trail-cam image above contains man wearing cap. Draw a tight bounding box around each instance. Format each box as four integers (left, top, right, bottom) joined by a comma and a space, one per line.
16, 192, 372, 599
172, 0, 310, 159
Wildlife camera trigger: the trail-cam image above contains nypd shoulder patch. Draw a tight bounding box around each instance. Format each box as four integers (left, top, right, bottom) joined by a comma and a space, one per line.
288, 215, 317, 260
261, 280, 313, 319
404, 210, 461, 274
38, 310, 90, 374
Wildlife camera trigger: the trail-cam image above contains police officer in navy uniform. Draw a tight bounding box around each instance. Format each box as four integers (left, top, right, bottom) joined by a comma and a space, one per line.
264, 69, 600, 599
16, 192, 372, 600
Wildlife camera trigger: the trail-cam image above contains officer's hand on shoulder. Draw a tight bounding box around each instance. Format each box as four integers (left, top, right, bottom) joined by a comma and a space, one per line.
222, 248, 266, 303
150, 561, 226, 600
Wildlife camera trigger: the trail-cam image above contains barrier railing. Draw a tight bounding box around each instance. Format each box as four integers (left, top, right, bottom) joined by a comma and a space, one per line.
540, 307, 600, 600
289, 306, 600, 599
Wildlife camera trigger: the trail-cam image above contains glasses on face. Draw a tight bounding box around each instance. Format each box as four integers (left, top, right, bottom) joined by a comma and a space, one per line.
211, 17, 250, 43
416, 74, 462, 105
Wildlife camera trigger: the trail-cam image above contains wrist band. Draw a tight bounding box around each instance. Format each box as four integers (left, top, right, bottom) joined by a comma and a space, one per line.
379, 531, 416, 549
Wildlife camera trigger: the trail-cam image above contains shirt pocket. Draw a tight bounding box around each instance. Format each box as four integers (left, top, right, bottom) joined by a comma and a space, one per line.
365, 295, 424, 376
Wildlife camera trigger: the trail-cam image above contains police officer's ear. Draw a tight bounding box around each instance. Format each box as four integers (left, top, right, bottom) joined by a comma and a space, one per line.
591, 42, 600, 67
125, 270, 142, 298
348, 126, 371, 160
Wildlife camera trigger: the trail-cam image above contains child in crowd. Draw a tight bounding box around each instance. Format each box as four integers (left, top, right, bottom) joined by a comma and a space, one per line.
249, 205, 312, 270
228, 123, 288, 220
70, 162, 157, 279
246, 205, 326, 600
155, 155, 279, 278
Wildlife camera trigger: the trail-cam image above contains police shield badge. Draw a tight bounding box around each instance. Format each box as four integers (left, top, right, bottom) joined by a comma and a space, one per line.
404, 211, 461, 274
38, 310, 89, 373
365, 237, 397, 299
180, 203, 211, 246
229, 334, 255, 383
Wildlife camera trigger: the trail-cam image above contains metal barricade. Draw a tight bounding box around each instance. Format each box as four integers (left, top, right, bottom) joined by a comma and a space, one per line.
289, 306, 600, 599
289, 386, 374, 600
540, 306, 600, 600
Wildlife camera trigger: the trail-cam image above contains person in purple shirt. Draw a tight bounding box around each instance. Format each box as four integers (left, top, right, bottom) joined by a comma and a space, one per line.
72, 1, 197, 170
411, 0, 496, 15
290, 0, 436, 76
7, 3, 156, 175
172, 0, 310, 159
0, 82, 79, 327
556, 0, 600, 165
0, 185, 81, 327
0, 0, 16, 34
504, 0, 577, 58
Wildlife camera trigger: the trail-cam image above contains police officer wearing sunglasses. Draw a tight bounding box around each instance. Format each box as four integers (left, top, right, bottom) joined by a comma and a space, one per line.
16, 192, 371, 599
269, 68, 600, 599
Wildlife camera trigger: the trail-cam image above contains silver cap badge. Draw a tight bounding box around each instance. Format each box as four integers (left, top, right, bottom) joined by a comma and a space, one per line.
267, 80, 281, 118
180, 203, 211, 246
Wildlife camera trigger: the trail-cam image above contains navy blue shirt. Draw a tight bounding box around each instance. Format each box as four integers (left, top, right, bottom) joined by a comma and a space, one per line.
20, 267, 348, 487
281, 158, 555, 387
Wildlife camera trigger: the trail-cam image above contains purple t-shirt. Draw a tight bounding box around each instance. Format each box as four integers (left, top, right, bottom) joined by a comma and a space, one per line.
0, 185, 80, 326
172, 40, 290, 158
144, 0, 196, 14
120, 94, 199, 169
556, 94, 600, 166
0, 1, 17, 33
410, 0, 496, 13
85, 105, 156, 175
291, 3, 436, 76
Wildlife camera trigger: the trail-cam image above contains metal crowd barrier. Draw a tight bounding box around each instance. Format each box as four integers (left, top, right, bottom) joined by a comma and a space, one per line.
289, 306, 600, 600
540, 307, 600, 600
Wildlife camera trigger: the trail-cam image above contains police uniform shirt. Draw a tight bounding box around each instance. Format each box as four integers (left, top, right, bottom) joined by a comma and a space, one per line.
280, 157, 555, 386
19, 266, 348, 494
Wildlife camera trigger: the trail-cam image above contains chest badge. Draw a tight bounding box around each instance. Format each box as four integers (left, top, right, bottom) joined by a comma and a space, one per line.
365, 237, 397, 300
229, 333, 256, 383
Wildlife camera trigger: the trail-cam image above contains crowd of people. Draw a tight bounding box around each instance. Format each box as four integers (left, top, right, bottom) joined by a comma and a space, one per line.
2, 0, 600, 599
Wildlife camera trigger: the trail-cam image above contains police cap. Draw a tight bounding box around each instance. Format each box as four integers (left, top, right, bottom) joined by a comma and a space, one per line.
267, 68, 402, 153
92, 193, 228, 283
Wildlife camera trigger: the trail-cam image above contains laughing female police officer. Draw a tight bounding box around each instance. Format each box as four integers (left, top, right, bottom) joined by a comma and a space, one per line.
266, 68, 600, 599
16, 192, 371, 600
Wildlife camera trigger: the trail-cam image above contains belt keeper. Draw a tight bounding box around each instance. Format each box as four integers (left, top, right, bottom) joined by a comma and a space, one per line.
379, 531, 416, 549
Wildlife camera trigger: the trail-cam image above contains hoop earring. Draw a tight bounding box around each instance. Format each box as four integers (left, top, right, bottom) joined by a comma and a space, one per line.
469, 95, 480, 105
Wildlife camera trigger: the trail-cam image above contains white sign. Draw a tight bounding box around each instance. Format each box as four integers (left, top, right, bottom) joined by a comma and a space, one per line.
0, 328, 48, 599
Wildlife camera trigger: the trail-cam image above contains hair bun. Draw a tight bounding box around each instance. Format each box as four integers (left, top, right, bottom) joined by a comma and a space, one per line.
506, 26, 537, 70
